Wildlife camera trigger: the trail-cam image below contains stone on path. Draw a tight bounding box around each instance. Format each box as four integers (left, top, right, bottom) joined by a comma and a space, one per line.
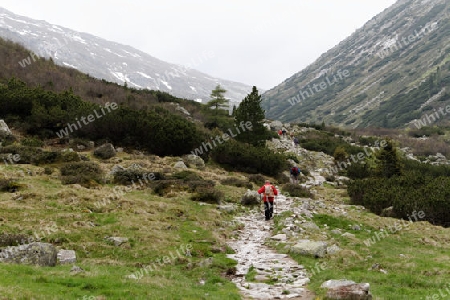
290, 240, 328, 258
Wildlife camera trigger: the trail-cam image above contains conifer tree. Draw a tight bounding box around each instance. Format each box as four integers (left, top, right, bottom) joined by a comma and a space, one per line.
208, 85, 228, 116
234, 86, 268, 146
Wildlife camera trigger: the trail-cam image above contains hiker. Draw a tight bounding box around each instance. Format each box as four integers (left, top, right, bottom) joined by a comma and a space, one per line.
257, 180, 278, 221
293, 137, 299, 148
290, 165, 300, 184
281, 127, 287, 138
278, 129, 282, 137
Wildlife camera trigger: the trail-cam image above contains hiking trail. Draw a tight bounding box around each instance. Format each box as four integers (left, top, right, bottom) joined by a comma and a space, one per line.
227, 191, 316, 299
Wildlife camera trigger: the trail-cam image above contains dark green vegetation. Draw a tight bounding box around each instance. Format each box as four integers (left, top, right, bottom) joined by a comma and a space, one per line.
262, 0, 450, 129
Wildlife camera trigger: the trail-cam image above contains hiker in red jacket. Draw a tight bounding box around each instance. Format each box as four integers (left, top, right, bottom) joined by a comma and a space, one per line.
258, 180, 278, 221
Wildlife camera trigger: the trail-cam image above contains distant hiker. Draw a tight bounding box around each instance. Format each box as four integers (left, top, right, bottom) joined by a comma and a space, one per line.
293, 137, 299, 148
278, 129, 283, 137
290, 166, 300, 184
257, 180, 278, 221
282, 127, 287, 138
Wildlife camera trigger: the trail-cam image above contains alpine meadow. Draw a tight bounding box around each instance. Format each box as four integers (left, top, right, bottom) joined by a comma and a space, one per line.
0, 1, 449, 299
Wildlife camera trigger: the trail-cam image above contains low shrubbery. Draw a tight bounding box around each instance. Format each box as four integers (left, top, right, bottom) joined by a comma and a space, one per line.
211, 140, 286, 176
220, 177, 252, 189
113, 169, 163, 185
348, 171, 450, 227
247, 174, 266, 186
282, 183, 313, 198
60, 161, 104, 187
191, 186, 224, 204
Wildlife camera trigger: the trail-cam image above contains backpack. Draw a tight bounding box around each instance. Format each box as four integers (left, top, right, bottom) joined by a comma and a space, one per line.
264, 184, 274, 197
291, 167, 299, 176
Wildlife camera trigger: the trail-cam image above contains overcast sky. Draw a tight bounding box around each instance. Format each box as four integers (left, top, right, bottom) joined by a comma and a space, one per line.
1, 0, 397, 90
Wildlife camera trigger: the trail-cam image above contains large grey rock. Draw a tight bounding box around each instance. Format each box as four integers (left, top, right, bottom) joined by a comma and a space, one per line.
321, 279, 356, 289
301, 221, 320, 231
0, 120, 12, 138
0, 242, 57, 266
93, 143, 116, 159
57, 249, 76, 264
290, 240, 327, 258
325, 283, 372, 300
110, 164, 126, 175
174, 160, 188, 169
241, 190, 260, 205
270, 120, 283, 131
184, 154, 205, 169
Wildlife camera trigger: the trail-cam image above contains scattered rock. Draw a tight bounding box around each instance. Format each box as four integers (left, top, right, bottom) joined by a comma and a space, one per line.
270, 234, 287, 242
241, 190, 260, 205
0, 242, 57, 267
325, 282, 372, 300
341, 232, 356, 239
93, 143, 116, 159
290, 240, 328, 258
57, 249, 76, 264
217, 204, 236, 213
105, 237, 128, 246
174, 160, 188, 169
0, 120, 12, 138
380, 206, 395, 218
270, 120, 283, 131
70, 265, 84, 274
351, 225, 361, 231
183, 154, 205, 169
327, 245, 341, 255
321, 279, 356, 289
301, 221, 320, 231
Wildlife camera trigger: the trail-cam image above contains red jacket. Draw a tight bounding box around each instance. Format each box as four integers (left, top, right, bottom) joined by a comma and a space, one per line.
257, 184, 278, 202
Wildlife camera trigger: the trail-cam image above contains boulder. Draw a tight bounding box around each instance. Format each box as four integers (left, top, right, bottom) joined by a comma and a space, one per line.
0, 120, 12, 138
174, 160, 188, 169
0, 242, 57, 266
184, 154, 205, 169
217, 204, 236, 213
270, 120, 283, 131
290, 240, 327, 258
321, 279, 356, 289
325, 282, 372, 300
57, 249, 76, 264
241, 190, 260, 205
380, 206, 395, 218
93, 143, 116, 159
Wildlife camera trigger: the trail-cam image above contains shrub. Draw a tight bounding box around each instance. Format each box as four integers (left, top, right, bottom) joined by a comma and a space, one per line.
275, 173, 291, 184
0, 178, 23, 192
247, 174, 266, 186
0, 145, 62, 165
282, 183, 312, 198
60, 161, 104, 187
60, 151, 80, 162
211, 140, 285, 176
172, 170, 203, 181
285, 153, 299, 163
114, 169, 163, 185
220, 177, 252, 189
20, 137, 44, 147
191, 186, 223, 204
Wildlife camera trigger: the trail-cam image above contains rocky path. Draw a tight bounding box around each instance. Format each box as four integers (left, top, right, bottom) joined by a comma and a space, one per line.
227, 192, 316, 299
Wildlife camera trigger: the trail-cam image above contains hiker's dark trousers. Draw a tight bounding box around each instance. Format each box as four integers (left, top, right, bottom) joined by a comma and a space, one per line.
264, 201, 274, 220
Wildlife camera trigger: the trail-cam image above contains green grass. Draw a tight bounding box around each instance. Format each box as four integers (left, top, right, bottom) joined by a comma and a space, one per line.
0, 158, 243, 299
270, 197, 450, 300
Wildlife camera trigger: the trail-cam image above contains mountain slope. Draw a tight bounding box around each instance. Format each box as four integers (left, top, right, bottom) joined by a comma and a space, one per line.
0, 7, 252, 105
262, 0, 450, 129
